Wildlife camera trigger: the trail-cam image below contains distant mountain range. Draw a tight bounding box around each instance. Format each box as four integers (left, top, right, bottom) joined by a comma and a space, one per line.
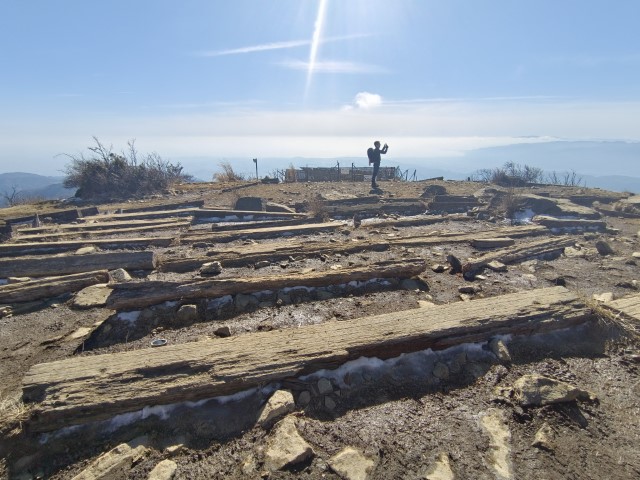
1, 141, 638, 205
0, 172, 75, 207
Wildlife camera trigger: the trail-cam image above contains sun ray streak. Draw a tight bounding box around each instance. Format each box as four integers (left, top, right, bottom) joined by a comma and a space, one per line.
305, 0, 328, 99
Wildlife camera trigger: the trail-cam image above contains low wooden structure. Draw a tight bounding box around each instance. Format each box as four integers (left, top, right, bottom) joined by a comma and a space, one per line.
0, 270, 109, 303
22, 286, 592, 432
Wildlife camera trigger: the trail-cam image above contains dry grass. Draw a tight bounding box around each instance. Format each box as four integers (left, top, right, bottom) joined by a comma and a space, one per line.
0, 393, 29, 434
307, 195, 329, 221
592, 300, 640, 342
498, 187, 522, 224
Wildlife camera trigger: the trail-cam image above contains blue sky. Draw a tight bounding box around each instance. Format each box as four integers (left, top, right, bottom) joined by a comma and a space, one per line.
0, 0, 639, 176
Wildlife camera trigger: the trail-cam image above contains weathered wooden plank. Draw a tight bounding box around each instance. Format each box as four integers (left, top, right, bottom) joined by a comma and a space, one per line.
209, 217, 319, 232
119, 200, 205, 213
22, 286, 591, 432
180, 221, 346, 244
601, 293, 640, 322
17, 217, 191, 234
362, 214, 472, 229
0, 270, 109, 303
471, 238, 515, 249
192, 209, 305, 221
463, 236, 576, 274
0, 252, 156, 278
532, 215, 607, 231
14, 220, 192, 242
160, 224, 548, 272
107, 259, 427, 310
81, 208, 202, 222
0, 237, 173, 257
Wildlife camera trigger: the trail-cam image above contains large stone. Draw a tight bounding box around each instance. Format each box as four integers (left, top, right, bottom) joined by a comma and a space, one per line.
71, 443, 147, 480
235, 293, 259, 310
512, 374, 596, 407
446, 254, 462, 274
423, 452, 455, 480
317, 378, 334, 395
489, 338, 512, 363
176, 304, 198, 324
595, 240, 614, 256
564, 246, 586, 258
264, 416, 315, 471
110, 268, 132, 283
257, 390, 296, 428
72, 284, 111, 309
532, 422, 554, 451
480, 409, 513, 480
235, 196, 265, 211
147, 459, 177, 480
76, 246, 98, 255
486, 261, 507, 272
328, 447, 376, 480
433, 362, 449, 380
200, 261, 223, 275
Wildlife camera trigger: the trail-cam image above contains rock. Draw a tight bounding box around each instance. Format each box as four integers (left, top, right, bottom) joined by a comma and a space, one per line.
210, 325, 230, 338
459, 293, 473, 302
192, 242, 208, 249
486, 261, 507, 272
254, 260, 271, 269
164, 444, 184, 456
264, 416, 315, 471
317, 378, 333, 395
297, 391, 312, 407
480, 409, 513, 480
593, 292, 615, 303
433, 362, 449, 380
595, 240, 614, 256
324, 396, 337, 410
328, 447, 376, 480
176, 304, 198, 324
266, 201, 295, 213
564, 246, 586, 258
489, 338, 512, 363
632, 252, 640, 259
71, 443, 147, 480
511, 374, 596, 407
446, 254, 462, 274
532, 422, 554, 451
418, 300, 436, 308
421, 184, 447, 198
458, 285, 480, 294
200, 261, 223, 275
431, 264, 447, 273
76, 246, 98, 255
72, 284, 111, 309
235, 196, 265, 211
316, 290, 335, 301
109, 268, 132, 283
423, 452, 455, 480
147, 459, 177, 480
257, 390, 296, 428
235, 293, 259, 310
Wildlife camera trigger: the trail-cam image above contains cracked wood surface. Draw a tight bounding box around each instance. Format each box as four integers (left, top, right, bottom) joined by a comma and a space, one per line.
22, 286, 591, 433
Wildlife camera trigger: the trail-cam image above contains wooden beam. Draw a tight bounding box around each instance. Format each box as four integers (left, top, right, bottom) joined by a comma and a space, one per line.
119, 199, 204, 213
160, 224, 548, 272
17, 217, 191, 234
463, 236, 576, 274
532, 215, 607, 231
0, 251, 156, 278
0, 237, 173, 257
180, 221, 346, 244
22, 286, 592, 432
14, 220, 192, 242
192, 209, 305, 221
106, 258, 427, 310
0, 270, 109, 303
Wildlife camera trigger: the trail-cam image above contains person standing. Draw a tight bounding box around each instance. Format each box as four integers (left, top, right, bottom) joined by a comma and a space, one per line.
367, 140, 388, 189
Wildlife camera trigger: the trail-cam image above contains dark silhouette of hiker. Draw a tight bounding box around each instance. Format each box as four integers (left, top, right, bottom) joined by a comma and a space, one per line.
367, 141, 388, 189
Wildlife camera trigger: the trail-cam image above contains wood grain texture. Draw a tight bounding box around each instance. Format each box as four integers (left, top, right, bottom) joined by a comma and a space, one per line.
0, 270, 109, 303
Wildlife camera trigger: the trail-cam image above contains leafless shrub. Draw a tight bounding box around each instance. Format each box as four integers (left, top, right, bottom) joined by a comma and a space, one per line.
62, 137, 191, 201
307, 195, 329, 221
499, 187, 521, 224
472, 162, 543, 187
213, 161, 246, 182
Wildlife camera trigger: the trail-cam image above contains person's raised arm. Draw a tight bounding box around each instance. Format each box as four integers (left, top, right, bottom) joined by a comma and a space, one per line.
381, 144, 389, 154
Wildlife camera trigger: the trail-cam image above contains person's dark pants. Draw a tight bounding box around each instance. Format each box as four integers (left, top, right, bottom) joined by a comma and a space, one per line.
371, 162, 380, 187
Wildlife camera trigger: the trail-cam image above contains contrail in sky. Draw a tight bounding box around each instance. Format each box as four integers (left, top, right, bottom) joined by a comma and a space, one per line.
305, 0, 328, 99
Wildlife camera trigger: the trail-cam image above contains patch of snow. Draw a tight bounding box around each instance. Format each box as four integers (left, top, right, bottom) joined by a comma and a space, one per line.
207, 295, 234, 309
513, 208, 536, 224
117, 311, 140, 324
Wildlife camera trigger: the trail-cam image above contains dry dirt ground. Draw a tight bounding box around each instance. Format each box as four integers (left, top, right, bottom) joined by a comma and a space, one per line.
0, 179, 639, 479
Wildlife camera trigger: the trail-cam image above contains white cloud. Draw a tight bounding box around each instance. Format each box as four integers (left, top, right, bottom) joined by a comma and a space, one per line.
354, 92, 383, 109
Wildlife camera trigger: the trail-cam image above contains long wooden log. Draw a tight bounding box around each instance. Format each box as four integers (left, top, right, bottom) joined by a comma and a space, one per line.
209, 217, 319, 232
107, 258, 427, 310
17, 217, 191, 234
160, 224, 548, 273
532, 215, 607, 231
14, 220, 191, 242
22, 286, 592, 432
192, 209, 305, 221
82, 208, 202, 222
180, 221, 346, 244
463, 236, 576, 273
0, 237, 173, 257
0, 252, 156, 278
119, 199, 205, 213
0, 270, 109, 303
